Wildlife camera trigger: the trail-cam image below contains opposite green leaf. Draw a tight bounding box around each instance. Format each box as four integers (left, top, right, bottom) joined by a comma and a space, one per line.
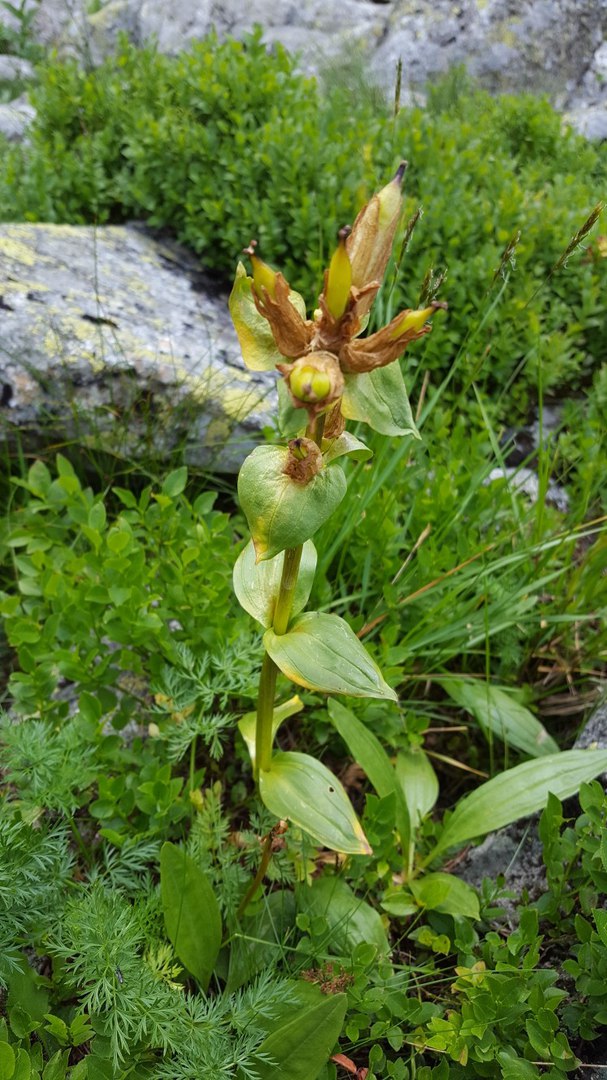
432, 749, 607, 859
251, 994, 347, 1080
160, 842, 222, 991
341, 363, 420, 438
259, 751, 371, 854
264, 612, 397, 701
395, 747, 439, 828
410, 872, 480, 920
229, 261, 307, 372
238, 446, 347, 562
322, 431, 373, 464
233, 539, 317, 627
238, 695, 304, 768
441, 678, 559, 758
328, 699, 409, 850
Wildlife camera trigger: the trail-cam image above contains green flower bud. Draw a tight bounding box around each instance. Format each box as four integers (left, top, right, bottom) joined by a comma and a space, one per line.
290, 365, 332, 403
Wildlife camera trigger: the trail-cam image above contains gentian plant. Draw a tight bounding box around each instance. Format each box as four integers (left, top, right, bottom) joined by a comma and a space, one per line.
229, 164, 444, 856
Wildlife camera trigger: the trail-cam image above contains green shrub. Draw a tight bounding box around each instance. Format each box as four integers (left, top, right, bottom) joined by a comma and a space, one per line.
0, 32, 605, 417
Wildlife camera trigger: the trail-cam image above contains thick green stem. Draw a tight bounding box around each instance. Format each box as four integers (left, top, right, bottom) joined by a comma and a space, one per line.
254, 545, 303, 778
254, 409, 326, 778
273, 545, 303, 635
255, 651, 278, 779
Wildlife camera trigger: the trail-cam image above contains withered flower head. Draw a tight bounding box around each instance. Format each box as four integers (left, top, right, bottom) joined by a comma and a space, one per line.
228, 164, 446, 439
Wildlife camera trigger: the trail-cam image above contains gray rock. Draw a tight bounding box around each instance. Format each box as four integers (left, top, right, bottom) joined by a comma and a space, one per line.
565, 104, 607, 143
0, 55, 35, 81
0, 95, 36, 142
0, 223, 276, 471
485, 465, 570, 512
6, 0, 607, 139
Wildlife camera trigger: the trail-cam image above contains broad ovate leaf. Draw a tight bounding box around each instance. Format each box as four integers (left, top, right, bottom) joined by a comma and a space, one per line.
298, 876, 390, 957
233, 538, 317, 627
251, 993, 347, 1080
442, 678, 558, 758
160, 842, 221, 991
432, 748, 607, 859
341, 363, 420, 438
264, 612, 397, 701
395, 747, 439, 828
410, 872, 480, 920
238, 695, 304, 768
328, 698, 409, 850
259, 750, 371, 854
229, 261, 307, 372
238, 445, 346, 562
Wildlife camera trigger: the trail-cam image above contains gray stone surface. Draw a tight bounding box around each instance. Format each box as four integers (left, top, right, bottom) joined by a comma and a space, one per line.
0, 95, 36, 141
0, 55, 35, 81
8, 0, 605, 139
485, 465, 570, 513
0, 223, 276, 470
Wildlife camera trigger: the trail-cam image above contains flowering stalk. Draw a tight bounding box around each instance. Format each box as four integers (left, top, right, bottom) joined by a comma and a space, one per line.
230, 165, 446, 854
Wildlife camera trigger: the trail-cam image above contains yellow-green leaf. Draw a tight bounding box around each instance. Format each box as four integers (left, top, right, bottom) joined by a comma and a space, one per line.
264, 612, 397, 701
238, 696, 304, 768
160, 843, 221, 990
259, 751, 371, 854
342, 363, 420, 438
238, 446, 346, 562
395, 747, 439, 827
322, 431, 373, 464
432, 749, 607, 859
229, 261, 306, 372
441, 678, 558, 758
233, 539, 317, 627
328, 699, 409, 850
410, 872, 480, 919
252, 993, 347, 1080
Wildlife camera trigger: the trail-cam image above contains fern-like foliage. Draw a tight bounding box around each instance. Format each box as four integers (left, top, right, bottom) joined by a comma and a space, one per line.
151, 638, 259, 762
49, 882, 297, 1076
0, 807, 72, 983
0, 712, 97, 813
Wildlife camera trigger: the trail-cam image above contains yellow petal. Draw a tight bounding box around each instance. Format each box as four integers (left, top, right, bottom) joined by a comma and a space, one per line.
250, 252, 278, 300
389, 306, 435, 339
325, 230, 352, 320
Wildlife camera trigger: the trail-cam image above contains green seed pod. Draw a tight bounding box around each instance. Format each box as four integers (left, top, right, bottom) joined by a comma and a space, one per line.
280, 352, 345, 417
238, 445, 347, 562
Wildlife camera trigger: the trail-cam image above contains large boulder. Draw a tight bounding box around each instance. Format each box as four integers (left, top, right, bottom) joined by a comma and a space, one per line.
3, 1, 606, 140
0, 223, 275, 471
18, 0, 606, 137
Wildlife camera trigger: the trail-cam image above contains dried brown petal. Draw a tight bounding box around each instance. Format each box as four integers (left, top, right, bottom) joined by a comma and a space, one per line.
340, 306, 437, 373
345, 162, 406, 313
253, 271, 313, 358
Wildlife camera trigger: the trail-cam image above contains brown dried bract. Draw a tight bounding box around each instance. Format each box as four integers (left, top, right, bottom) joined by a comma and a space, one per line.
252, 272, 313, 358
283, 438, 323, 484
